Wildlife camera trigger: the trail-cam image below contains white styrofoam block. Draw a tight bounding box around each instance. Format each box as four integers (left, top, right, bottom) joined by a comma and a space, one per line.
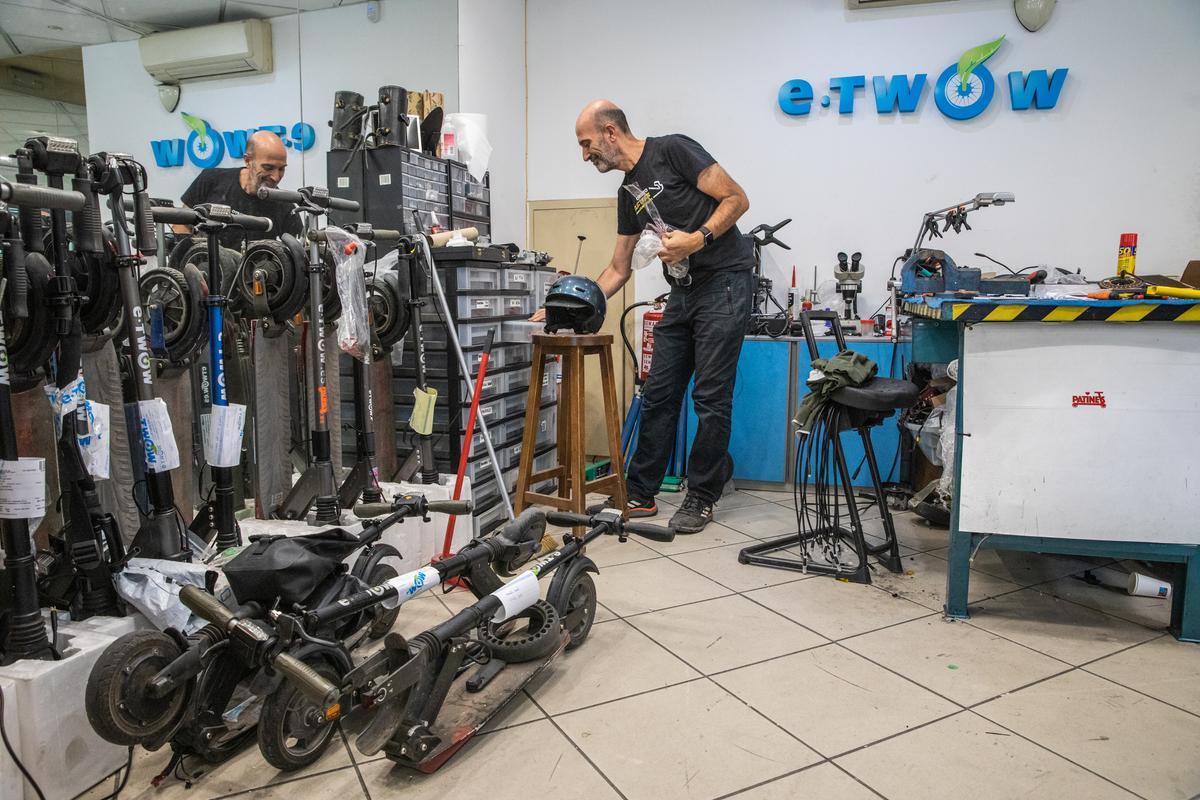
378, 474, 475, 562
0, 630, 128, 800
61, 608, 154, 638
0, 676, 24, 800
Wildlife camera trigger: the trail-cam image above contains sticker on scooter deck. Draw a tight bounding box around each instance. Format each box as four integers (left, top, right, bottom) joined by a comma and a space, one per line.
385, 632, 570, 774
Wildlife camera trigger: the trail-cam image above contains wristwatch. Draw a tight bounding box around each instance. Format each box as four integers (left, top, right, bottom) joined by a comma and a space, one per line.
699, 225, 714, 247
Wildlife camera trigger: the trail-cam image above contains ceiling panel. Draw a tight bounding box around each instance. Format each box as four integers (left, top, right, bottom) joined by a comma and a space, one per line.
0, 8, 112, 44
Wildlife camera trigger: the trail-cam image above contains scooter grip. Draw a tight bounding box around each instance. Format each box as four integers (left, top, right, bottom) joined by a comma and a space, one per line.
2, 238, 29, 320
71, 176, 104, 254
257, 186, 305, 204
365, 229, 401, 241
325, 195, 359, 212
151, 206, 201, 226
179, 585, 236, 628
624, 522, 676, 542
132, 190, 157, 254
353, 502, 393, 518
273, 651, 339, 706
0, 180, 86, 212
426, 499, 473, 516
228, 211, 272, 233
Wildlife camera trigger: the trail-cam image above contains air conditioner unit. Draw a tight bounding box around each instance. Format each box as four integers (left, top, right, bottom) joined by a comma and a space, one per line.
847, 0, 955, 8
139, 19, 273, 83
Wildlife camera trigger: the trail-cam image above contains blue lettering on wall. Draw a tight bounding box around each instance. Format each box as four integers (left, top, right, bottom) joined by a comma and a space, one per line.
933, 63, 995, 121
1007, 68, 1068, 110
778, 79, 814, 116
872, 73, 928, 113
828, 75, 866, 114
775, 43, 1067, 123
150, 138, 186, 168
222, 129, 254, 159
150, 118, 318, 168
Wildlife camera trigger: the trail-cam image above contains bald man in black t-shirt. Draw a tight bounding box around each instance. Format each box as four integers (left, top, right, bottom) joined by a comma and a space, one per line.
562, 99, 753, 533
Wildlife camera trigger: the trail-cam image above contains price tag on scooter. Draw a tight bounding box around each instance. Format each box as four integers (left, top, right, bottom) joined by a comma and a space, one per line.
138, 398, 181, 473
0, 458, 46, 519
78, 400, 111, 481
491, 571, 540, 623
205, 403, 247, 469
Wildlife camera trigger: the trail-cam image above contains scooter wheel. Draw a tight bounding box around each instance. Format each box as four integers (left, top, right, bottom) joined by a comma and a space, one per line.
366, 561, 401, 639
257, 658, 342, 772
85, 630, 187, 746
239, 239, 299, 319
558, 571, 597, 651
476, 599, 562, 663
319, 247, 342, 325
6, 252, 57, 382
366, 271, 411, 349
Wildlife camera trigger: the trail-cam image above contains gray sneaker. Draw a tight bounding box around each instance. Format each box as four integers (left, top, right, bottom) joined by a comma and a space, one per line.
669, 494, 713, 534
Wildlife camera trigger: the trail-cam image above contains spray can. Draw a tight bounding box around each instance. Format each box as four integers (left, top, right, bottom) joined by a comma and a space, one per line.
1117, 233, 1137, 275
786, 266, 798, 320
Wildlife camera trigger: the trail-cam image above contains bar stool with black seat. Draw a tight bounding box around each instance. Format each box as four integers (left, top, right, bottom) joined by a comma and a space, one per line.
739, 310, 918, 583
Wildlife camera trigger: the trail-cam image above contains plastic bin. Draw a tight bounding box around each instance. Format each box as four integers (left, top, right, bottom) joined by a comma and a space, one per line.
501, 319, 540, 343
501, 295, 532, 318
447, 265, 500, 291
458, 295, 502, 319
501, 393, 527, 420
473, 498, 506, 537
505, 366, 532, 395
502, 268, 533, 291
540, 364, 558, 402
533, 447, 559, 493
421, 320, 501, 349
533, 268, 559, 301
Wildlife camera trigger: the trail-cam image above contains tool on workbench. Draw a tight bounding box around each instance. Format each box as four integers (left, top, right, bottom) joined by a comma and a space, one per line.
1117, 233, 1137, 275
1086, 290, 1144, 300
898, 193, 1028, 297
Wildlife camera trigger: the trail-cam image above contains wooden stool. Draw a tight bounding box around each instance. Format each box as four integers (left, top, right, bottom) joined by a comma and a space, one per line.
515, 333, 627, 520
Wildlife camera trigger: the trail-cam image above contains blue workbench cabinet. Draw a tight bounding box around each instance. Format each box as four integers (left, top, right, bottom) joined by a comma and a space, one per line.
684, 336, 911, 488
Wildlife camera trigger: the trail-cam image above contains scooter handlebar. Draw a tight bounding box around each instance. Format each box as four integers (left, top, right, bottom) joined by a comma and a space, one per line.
543, 511, 675, 542
257, 186, 360, 213
151, 206, 200, 226
352, 498, 473, 518
179, 585, 236, 628
0, 180, 86, 211
273, 651, 339, 706
427, 499, 473, 515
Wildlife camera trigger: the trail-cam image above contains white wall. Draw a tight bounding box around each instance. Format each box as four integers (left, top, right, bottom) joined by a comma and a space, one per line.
527, 0, 1200, 310
84, 0, 459, 203
458, 0, 526, 247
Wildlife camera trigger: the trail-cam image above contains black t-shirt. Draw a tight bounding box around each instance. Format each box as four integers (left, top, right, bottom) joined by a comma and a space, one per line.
180, 167, 301, 249
617, 135, 753, 277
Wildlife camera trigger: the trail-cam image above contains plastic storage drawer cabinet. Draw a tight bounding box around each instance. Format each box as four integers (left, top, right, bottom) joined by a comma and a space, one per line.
502, 268, 533, 291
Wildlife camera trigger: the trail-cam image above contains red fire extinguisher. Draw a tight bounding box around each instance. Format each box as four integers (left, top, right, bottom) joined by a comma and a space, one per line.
640, 308, 662, 382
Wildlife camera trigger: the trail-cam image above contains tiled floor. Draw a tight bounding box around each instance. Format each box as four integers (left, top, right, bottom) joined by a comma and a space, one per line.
77, 489, 1200, 800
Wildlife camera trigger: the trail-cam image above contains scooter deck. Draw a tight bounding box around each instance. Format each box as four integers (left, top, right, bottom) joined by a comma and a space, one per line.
387, 632, 570, 773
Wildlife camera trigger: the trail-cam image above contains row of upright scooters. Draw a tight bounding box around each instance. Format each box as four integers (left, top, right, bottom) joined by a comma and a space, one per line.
0, 136, 674, 790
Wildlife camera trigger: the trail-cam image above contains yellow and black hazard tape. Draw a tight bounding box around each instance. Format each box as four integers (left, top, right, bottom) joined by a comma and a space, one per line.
901, 300, 1200, 323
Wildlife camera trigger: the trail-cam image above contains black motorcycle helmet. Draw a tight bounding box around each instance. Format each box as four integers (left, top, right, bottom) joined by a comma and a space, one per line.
544, 275, 606, 334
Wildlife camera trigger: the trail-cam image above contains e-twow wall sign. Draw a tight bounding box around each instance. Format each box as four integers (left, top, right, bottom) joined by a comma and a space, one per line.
150, 112, 317, 168
778, 36, 1067, 121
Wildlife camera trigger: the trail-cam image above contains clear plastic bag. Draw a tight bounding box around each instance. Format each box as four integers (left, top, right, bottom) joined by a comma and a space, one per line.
323, 226, 371, 361
632, 228, 663, 271
623, 182, 690, 283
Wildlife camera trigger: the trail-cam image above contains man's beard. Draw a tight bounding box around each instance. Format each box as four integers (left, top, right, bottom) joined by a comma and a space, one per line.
254, 172, 279, 190
590, 155, 615, 173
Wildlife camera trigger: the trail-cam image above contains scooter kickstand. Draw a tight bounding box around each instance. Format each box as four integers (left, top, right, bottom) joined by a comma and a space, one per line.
465, 658, 507, 693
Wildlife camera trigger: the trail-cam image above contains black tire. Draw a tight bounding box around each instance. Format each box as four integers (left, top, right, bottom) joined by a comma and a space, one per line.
85, 631, 187, 746
477, 599, 562, 663
138, 266, 194, 349
239, 239, 298, 319
366, 562, 401, 639
319, 248, 341, 325
257, 658, 341, 772
558, 571, 597, 651
366, 271, 411, 349
6, 252, 57, 381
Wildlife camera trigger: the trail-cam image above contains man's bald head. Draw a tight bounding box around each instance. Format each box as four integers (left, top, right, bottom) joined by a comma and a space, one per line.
576, 99, 636, 174
243, 129, 288, 192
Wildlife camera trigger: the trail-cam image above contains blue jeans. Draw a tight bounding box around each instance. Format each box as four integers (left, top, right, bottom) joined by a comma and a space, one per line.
626, 269, 752, 504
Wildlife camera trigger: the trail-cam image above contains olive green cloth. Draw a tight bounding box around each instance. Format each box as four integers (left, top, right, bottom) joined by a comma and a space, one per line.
795, 350, 878, 432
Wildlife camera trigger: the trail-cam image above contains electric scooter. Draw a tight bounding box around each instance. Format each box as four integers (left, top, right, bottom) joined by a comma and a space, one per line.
150, 203, 274, 550
214, 509, 673, 773
255, 186, 359, 523
0, 178, 89, 663
16, 138, 126, 618
85, 494, 469, 778
89, 152, 192, 561
306, 224, 405, 509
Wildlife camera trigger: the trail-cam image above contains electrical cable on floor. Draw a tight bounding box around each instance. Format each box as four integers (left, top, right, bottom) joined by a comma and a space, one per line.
0, 684, 47, 800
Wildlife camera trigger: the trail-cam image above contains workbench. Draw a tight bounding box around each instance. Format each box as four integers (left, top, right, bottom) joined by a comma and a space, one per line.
905, 295, 1200, 642
683, 334, 912, 488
